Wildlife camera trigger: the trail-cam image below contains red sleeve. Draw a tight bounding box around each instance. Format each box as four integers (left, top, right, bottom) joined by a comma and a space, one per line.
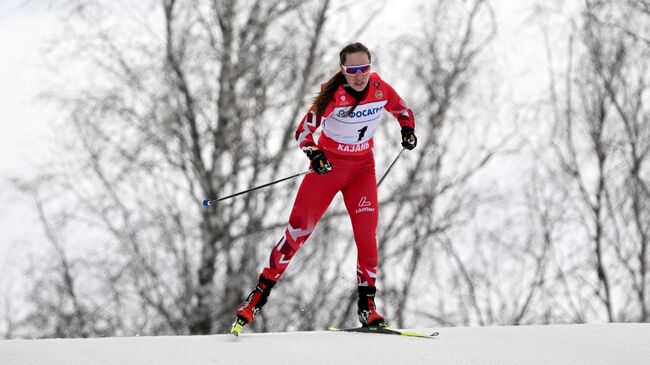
294, 98, 336, 150
384, 82, 415, 130
295, 109, 319, 150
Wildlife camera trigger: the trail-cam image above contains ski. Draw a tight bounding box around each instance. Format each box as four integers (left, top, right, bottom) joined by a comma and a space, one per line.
230, 317, 246, 337
328, 325, 439, 338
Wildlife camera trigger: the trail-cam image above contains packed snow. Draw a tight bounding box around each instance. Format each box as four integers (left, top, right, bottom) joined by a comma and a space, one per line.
1, 323, 649, 365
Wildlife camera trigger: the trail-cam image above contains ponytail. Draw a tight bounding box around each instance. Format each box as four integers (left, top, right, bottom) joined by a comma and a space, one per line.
312, 72, 344, 118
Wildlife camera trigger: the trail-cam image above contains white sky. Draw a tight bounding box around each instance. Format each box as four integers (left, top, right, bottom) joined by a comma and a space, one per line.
0, 0, 579, 300
0, 1, 54, 172
0, 1, 59, 284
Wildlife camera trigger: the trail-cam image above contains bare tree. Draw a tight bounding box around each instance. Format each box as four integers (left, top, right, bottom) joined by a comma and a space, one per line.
539, 0, 650, 322
16, 0, 647, 338
10, 0, 399, 337
10, 0, 349, 337
584, 0, 650, 322
348, 0, 515, 328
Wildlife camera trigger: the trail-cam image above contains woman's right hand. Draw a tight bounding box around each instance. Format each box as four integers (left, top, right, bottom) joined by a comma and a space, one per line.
303, 146, 332, 175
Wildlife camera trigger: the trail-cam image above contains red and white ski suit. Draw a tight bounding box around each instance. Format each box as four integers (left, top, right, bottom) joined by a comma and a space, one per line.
261, 72, 415, 286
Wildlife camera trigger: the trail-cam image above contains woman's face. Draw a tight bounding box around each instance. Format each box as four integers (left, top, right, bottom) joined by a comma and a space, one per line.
341, 51, 371, 92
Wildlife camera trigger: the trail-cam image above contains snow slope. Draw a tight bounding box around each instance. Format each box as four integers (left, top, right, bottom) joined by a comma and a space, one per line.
1, 324, 648, 365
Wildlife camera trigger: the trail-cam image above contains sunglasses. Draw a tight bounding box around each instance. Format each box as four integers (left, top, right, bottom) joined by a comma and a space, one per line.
341, 63, 371, 75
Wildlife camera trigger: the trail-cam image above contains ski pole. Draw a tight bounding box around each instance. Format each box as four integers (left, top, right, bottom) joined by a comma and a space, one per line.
377, 147, 406, 188
202, 170, 313, 206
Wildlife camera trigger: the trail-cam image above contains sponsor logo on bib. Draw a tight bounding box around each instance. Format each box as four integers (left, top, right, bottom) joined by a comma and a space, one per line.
347, 107, 382, 118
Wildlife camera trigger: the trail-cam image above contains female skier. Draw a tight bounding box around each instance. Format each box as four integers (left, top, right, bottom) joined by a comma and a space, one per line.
231, 42, 417, 335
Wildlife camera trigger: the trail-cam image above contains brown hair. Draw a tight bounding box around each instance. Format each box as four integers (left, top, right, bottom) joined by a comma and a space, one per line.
312, 42, 372, 118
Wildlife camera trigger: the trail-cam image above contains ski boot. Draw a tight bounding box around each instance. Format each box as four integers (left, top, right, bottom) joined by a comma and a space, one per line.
230, 275, 276, 336
357, 286, 386, 327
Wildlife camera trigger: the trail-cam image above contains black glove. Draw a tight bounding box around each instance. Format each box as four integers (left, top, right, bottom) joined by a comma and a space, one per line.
304, 146, 332, 175
401, 127, 417, 150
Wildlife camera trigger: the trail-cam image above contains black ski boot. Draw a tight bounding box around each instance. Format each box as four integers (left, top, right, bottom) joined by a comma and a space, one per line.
357, 286, 386, 327
231, 275, 276, 336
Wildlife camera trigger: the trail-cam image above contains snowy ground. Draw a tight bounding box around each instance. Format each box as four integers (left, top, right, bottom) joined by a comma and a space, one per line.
1, 324, 649, 365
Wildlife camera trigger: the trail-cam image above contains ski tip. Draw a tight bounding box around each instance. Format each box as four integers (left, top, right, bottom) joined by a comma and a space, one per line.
328, 325, 438, 338
230, 318, 246, 337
